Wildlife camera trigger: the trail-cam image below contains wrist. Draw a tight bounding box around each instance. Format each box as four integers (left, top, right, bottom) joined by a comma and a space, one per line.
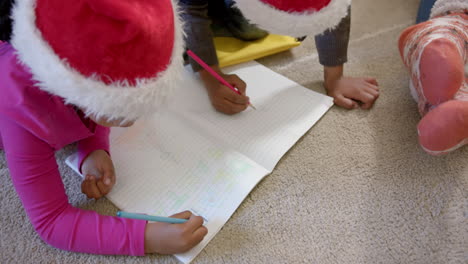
79, 149, 107, 173
144, 223, 158, 253
324, 65, 344, 90
199, 65, 222, 78
199, 65, 224, 93
198, 64, 223, 76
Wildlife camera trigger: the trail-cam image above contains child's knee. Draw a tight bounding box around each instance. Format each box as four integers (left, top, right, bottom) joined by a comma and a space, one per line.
419, 38, 464, 105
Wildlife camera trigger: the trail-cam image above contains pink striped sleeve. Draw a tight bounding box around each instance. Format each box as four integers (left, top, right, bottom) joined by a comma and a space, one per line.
0, 118, 147, 255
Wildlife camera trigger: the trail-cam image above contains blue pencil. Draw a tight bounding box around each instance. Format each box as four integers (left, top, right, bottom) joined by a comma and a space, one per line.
117, 211, 188, 224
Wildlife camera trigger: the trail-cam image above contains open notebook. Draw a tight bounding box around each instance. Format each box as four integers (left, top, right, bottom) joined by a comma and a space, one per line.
66, 61, 333, 263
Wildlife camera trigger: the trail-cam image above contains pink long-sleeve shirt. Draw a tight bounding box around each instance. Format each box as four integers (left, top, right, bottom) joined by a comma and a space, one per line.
0, 42, 146, 255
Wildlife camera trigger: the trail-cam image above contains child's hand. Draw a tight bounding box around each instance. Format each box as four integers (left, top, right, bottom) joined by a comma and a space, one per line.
200, 67, 250, 115
80, 150, 116, 199
326, 76, 380, 110
323, 65, 379, 110
144, 211, 208, 254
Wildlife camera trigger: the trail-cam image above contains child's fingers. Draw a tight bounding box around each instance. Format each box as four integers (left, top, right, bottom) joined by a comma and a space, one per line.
364, 86, 379, 97
361, 100, 375, 110
208, 84, 249, 114
334, 94, 358, 109
81, 179, 89, 196
225, 74, 247, 94
88, 177, 104, 199
366, 82, 380, 93
190, 226, 208, 244
102, 167, 115, 186
357, 89, 377, 102
103, 167, 115, 186
82, 175, 103, 199
185, 214, 205, 231
359, 92, 378, 109
96, 180, 110, 196
221, 99, 249, 114
221, 87, 250, 105
170, 211, 193, 220
364, 77, 379, 87
96, 168, 115, 195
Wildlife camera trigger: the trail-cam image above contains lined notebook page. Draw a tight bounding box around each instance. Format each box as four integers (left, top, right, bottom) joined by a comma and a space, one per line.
106, 112, 269, 264
171, 62, 334, 171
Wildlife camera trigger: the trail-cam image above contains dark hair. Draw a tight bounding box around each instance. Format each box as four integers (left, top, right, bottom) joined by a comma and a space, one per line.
0, 0, 15, 42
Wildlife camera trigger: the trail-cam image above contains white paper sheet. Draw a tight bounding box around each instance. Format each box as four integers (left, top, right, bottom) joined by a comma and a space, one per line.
109, 113, 270, 263
171, 62, 334, 171
66, 61, 333, 263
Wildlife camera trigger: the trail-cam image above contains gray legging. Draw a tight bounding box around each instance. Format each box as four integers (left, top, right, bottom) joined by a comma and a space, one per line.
416, 0, 437, 23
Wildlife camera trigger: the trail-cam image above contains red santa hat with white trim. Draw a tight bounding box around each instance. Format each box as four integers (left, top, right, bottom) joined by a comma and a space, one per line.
11, 0, 185, 123
235, 0, 352, 37
430, 0, 468, 18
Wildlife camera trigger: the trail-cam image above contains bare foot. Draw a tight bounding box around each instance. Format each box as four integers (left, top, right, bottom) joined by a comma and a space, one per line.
326, 76, 380, 109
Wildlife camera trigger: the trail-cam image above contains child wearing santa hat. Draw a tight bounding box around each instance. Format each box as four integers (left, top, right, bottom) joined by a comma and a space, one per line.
181, 0, 380, 114
0, 0, 207, 255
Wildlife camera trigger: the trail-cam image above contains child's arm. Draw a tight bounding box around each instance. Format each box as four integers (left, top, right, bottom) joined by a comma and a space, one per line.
314, 8, 351, 70
0, 118, 207, 255
314, 8, 379, 109
181, 0, 219, 72
180, 0, 250, 115
0, 118, 146, 255
76, 124, 110, 172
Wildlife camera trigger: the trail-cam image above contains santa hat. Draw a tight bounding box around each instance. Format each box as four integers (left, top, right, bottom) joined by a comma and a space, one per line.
234, 0, 351, 37
430, 0, 468, 18
11, 0, 185, 122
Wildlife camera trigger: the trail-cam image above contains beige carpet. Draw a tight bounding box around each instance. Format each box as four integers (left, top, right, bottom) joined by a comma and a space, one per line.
1, 0, 466, 263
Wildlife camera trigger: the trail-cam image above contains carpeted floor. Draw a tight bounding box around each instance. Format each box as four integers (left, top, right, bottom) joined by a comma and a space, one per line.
1, 0, 466, 263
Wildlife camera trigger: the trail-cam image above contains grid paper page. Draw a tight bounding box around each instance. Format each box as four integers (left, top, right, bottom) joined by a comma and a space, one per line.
171, 62, 334, 171
107, 113, 269, 263
66, 61, 333, 263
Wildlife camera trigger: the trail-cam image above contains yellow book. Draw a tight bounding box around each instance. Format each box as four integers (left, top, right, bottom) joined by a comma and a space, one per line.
214, 34, 301, 68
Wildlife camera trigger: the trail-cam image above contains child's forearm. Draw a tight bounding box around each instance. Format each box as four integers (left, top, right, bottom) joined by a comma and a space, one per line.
324, 65, 344, 90
180, 1, 219, 72
1, 118, 146, 255
77, 124, 110, 172
199, 64, 223, 93
314, 7, 351, 67
47, 206, 147, 255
